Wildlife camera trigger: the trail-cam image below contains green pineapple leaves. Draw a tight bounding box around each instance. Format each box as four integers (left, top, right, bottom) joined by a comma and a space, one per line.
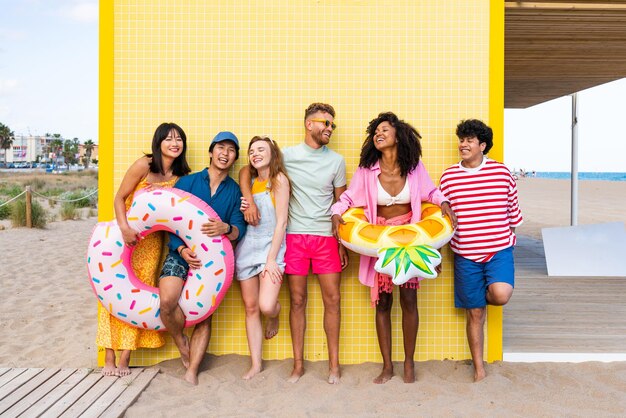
375, 244, 442, 285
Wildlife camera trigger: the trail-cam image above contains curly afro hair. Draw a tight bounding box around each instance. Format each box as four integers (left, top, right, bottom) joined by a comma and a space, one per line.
359, 112, 422, 177
456, 119, 493, 154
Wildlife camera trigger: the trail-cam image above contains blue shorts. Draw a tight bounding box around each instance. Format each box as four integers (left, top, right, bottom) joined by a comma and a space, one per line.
159, 253, 189, 283
453, 247, 515, 309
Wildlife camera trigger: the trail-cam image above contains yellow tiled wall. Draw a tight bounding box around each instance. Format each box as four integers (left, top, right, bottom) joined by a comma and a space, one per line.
99, 0, 502, 366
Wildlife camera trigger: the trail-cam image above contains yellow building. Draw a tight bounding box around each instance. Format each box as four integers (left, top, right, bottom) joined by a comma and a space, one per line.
98, 0, 504, 366
78, 143, 99, 163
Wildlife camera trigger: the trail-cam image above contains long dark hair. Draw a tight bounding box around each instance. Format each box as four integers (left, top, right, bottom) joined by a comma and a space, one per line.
146, 122, 191, 176
359, 112, 422, 177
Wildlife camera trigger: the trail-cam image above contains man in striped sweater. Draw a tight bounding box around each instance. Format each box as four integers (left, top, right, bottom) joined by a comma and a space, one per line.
439, 119, 523, 382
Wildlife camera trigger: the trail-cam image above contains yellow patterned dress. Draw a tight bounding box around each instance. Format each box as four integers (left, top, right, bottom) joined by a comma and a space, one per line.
95, 176, 177, 350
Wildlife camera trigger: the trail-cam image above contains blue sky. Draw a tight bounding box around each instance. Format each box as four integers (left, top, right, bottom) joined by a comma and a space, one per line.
0, 0, 97, 140
1, 1, 624, 171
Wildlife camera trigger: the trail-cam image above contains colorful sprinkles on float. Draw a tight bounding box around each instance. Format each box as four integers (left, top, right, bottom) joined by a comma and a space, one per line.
87, 188, 234, 330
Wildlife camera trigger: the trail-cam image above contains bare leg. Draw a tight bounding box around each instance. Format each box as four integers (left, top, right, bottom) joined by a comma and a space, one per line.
466, 307, 487, 382
287, 274, 307, 383
373, 292, 393, 384
116, 350, 132, 377
102, 348, 117, 376
240, 277, 263, 380
159, 276, 189, 368
184, 316, 212, 385
399, 287, 418, 383
486, 282, 513, 306
318, 272, 341, 384
115, 350, 130, 377
264, 308, 280, 340
259, 272, 282, 340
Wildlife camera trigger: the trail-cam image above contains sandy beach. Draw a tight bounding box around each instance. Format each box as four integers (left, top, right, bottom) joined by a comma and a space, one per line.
1, 178, 625, 416
515, 177, 626, 239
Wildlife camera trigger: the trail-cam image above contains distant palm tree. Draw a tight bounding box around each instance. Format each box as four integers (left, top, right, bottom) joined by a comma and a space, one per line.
63, 139, 76, 165
83, 139, 95, 168
0, 122, 14, 164
49, 137, 64, 166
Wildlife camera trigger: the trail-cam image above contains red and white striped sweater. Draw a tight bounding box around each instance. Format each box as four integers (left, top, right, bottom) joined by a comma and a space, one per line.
439, 158, 523, 262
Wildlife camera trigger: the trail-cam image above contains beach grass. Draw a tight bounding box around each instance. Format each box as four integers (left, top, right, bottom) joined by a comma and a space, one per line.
10, 198, 47, 228
60, 202, 81, 220
0, 170, 98, 225
0, 170, 97, 194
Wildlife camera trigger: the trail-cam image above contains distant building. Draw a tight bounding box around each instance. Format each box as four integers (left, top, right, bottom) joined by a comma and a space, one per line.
0, 135, 98, 164
0, 135, 48, 163
78, 143, 99, 162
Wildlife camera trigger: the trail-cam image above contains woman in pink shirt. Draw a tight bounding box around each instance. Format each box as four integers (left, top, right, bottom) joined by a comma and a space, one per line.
331, 112, 455, 384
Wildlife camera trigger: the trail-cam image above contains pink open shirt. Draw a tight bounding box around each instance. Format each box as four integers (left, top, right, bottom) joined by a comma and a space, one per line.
331, 160, 446, 292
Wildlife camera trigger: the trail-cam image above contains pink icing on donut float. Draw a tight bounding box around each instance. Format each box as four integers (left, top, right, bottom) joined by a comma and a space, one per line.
86, 188, 234, 330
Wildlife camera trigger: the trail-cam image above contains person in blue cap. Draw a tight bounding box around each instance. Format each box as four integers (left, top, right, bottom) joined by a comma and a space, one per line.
158, 131, 247, 385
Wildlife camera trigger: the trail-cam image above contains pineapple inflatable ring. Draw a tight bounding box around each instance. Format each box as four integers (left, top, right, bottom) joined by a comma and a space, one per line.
337, 203, 454, 285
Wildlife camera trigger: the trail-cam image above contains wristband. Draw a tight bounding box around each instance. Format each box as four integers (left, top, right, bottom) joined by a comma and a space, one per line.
226, 223, 233, 235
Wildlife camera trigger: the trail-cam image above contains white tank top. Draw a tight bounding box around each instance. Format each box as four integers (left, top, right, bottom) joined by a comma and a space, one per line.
377, 177, 410, 206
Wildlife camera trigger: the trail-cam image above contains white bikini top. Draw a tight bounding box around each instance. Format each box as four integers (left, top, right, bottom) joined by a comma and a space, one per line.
377, 177, 410, 206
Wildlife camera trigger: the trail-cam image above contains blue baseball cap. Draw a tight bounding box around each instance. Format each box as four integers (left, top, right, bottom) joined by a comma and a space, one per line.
211, 131, 239, 150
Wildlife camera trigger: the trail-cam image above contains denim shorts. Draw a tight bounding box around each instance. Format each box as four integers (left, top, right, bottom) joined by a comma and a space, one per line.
453, 246, 515, 309
159, 252, 189, 282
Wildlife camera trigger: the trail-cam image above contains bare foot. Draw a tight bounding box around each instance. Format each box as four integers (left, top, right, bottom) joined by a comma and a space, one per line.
178, 335, 190, 369
102, 364, 117, 376
183, 369, 199, 386
287, 360, 304, 383
102, 349, 117, 377
403, 359, 415, 383
474, 368, 486, 382
115, 350, 132, 377
373, 366, 393, 384
242, 364, 262, 380
116, 366, 131, 377
264, 316, 279, 340
327, 367, 341, 385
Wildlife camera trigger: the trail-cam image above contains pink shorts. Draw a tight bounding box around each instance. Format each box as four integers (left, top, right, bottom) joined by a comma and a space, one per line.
285, 234, 342, 275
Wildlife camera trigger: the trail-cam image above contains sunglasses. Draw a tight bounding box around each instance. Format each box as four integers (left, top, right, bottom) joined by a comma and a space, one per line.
310, 118, 337, 130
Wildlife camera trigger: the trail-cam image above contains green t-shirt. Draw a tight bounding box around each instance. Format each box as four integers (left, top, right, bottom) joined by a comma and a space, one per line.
283, 143, 346, 236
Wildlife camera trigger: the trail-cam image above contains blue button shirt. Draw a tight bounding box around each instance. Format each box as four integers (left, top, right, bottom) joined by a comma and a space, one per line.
167, 168, 246, 267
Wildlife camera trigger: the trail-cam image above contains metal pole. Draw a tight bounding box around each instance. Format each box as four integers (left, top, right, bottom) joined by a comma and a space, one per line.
571, 93, 579, 226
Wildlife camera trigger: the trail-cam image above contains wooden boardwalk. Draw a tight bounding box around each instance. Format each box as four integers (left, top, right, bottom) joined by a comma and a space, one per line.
504, 235, 626, 357
0, 367, 158, 417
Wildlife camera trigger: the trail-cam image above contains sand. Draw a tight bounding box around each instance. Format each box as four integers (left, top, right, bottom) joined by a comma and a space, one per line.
1, 179, 625, 416
515, 178, 626, 239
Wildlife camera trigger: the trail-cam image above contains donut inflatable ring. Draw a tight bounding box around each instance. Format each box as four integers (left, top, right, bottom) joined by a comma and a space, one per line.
87, 188, 234, 330
338, 203, 454, 285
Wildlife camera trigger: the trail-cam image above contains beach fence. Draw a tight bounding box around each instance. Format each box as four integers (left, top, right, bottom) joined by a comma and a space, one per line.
0, 186, 98, 228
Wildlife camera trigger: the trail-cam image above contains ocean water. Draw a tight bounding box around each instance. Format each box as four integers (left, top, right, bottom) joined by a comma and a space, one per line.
531, 172, 626, 182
